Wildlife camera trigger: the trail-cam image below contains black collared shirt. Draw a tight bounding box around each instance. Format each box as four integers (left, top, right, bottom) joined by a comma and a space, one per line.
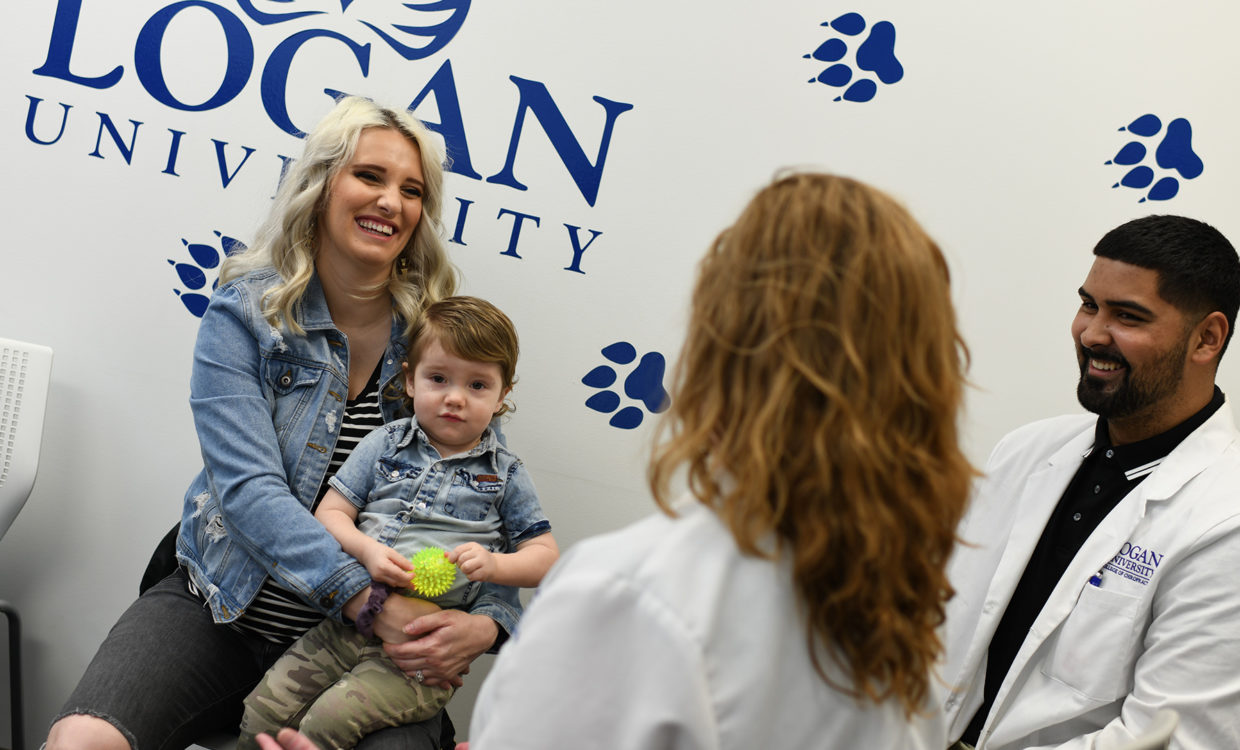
962, 387, 1224, 745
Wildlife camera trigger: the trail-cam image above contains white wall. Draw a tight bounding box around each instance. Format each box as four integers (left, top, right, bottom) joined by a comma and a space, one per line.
3, 0, 1240, 743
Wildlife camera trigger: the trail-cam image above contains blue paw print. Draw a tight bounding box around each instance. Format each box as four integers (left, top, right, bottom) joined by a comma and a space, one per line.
805, 12, 904, 102
581, 342, 670, 430
170, 231, 245, 317
1107, 114, 1204, 202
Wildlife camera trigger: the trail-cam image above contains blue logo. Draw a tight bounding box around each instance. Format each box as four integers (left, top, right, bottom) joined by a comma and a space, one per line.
34, 0, 472, 139
1106, 114, 1204, 203
170, 231, 245, 317
235, 0, 470, 61
805, 12, 903, 102
1101, 541, 1165, 586
581, 342, 670, 430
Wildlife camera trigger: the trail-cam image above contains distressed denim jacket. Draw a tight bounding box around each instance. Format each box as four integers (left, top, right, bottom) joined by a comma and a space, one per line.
175, 267, 522, 633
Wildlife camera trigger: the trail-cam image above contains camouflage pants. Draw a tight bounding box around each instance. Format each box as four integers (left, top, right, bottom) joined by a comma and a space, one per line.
238, 619, 454, 750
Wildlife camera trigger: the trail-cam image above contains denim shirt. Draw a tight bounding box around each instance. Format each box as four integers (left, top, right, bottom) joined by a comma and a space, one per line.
329, 417, 551, 609
175, 267, 522, 633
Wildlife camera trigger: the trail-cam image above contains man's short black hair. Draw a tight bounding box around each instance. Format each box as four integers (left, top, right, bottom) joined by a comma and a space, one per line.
1094, 214, 1240, 357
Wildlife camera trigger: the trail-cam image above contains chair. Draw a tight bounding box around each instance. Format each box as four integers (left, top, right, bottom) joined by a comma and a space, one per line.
1112, 708, 1179, 750
0, 337, 54, 750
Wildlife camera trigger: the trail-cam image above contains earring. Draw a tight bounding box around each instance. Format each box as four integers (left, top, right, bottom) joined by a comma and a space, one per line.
398, 255, 410, 275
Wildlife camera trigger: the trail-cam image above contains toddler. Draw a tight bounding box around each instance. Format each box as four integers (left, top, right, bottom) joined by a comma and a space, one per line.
239, 296, 558, 749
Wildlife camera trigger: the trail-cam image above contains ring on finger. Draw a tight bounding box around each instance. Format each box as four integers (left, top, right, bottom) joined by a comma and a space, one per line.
415, 669, 425, 684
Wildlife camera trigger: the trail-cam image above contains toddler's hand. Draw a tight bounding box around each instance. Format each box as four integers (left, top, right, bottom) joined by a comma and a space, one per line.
361, 541, 415, 587
450, 542, 497, 583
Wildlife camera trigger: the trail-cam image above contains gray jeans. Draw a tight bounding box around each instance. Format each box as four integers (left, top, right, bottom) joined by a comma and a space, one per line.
55, 569, 446, 750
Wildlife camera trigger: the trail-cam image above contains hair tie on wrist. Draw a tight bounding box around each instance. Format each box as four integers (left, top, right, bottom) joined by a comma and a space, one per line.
355, 582, 392, 639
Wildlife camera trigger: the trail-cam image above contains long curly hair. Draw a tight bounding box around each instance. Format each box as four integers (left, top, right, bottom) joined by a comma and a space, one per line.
220, 95, 458, 334
648, 172, 975, 716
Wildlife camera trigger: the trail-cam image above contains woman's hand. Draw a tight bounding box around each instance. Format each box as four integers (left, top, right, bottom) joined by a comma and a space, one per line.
370, 590, 441, 643
383, 609, 499, 688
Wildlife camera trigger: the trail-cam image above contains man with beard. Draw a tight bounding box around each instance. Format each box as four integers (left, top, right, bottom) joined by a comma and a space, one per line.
942, 215, 1240, 750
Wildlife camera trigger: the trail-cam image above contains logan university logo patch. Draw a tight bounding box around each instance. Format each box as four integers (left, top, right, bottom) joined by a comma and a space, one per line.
1100, 541, 1165, 586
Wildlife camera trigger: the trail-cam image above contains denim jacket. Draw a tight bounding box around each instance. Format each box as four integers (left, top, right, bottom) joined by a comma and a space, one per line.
329, 417, 551, 609
175, 267, 522, 633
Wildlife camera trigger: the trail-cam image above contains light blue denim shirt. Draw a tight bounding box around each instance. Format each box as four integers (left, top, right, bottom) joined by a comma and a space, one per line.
329, 416, 551, 609
175, 267, 522, 634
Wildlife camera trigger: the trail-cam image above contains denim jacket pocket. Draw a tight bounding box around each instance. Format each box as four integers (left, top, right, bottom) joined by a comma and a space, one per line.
264, 358, 325, 438
378, 456, 425, 483
445, 469, 501, 522
364, 457, 426, 517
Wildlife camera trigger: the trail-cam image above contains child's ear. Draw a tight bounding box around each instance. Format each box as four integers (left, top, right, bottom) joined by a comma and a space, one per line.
495, 387, 512, 414
403, 362, 415, 397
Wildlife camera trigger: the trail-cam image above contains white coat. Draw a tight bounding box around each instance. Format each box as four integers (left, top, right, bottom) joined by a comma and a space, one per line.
468, 500, 946, 750
942, 404, 1240, 749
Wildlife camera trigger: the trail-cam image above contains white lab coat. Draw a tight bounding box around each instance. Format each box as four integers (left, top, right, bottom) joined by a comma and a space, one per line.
468, 500, 946, 749
942, 404, 1240, 749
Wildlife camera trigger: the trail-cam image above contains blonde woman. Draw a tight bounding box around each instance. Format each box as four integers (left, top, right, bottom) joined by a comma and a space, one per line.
462, 173, 976, 749
47, 97, 518, 750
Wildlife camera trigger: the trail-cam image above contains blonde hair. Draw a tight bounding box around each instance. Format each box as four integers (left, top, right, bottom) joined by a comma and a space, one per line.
649, 172, 975, 715
220, 96, 458, 334
403, 296, 520, 417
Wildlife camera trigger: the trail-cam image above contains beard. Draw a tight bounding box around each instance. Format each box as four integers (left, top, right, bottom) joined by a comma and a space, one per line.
1076, 339, 1187, 420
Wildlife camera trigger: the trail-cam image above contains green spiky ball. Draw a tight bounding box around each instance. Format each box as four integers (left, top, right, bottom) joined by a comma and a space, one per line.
409, 547, 456, 598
